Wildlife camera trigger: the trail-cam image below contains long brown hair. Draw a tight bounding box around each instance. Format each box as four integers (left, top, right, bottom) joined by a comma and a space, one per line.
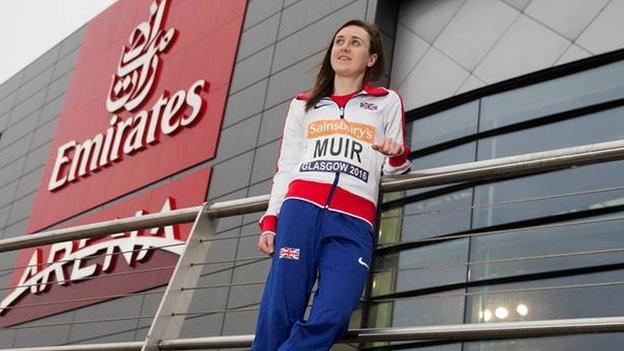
305, 20, 385, 111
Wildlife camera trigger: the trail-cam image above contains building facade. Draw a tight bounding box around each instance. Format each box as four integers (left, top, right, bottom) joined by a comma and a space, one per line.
0, 0, 623, 349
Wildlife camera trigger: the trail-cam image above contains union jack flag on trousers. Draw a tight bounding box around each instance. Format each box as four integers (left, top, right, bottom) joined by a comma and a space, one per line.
279, 247, 300, 260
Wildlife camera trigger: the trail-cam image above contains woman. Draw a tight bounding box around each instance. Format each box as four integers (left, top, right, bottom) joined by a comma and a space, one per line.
252, 20, 411, 350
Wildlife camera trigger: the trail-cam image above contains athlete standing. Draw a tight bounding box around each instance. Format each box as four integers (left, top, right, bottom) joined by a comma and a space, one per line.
252, 20, 412, 350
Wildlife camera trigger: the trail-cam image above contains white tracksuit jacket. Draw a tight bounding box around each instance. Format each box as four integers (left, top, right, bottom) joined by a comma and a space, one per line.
259, 84, 412, 233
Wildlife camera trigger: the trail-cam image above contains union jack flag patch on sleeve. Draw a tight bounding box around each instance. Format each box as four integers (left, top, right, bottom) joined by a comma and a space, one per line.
279, 247, 300, 260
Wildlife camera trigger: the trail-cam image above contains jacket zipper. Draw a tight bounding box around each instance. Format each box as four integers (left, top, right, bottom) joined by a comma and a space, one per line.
324, 105, 346, 208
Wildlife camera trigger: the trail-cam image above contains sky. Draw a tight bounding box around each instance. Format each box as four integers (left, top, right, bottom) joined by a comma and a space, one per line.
0, 0, 118, 85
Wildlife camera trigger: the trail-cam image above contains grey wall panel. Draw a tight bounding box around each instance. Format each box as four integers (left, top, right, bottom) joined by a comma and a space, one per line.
208, 151, 255, 199
14, 167, 44, 199
58, 28, 85, 59
1, 110, 40, 147
8, 89, 46, 127
229, 45, 274, 93
237, 13, 281, 61
3, 219, 27, 240
46, 73, 72, 104
0, 181, 18, 209
373, 0, 399, 38
242, 179, 272, 225
20, 46, 60, 85
0, 205, 10, 233
12, 310, 74, 347
0, 72, 24, 101
0, 158, 25, 189
71, 330, 139, 345
265, 50, 324, 108
236, 223, 264, 260
6, 193, 35, 227
14, 67, 54, 106
222, 79, 268, 128
0, 324, 15, 348
0, 132, 33, 165
213, 116, 262, 163
395, 0, 623, 109
0, 111, 11, 132
0, 93, 14, 117
31, 119, 57, 151
135, 287, 164, 338
52, 49, 80, 82
66, 295, 143, 343
257, 100, 289, 145
284, 0, 302, 8
38, 94, 64, 126
178, 313, 224, 339
243, 0, 283, 31
22, 143, 50, 174
249, 140, 279, 184
222, 309, 258, 337
211, 189, 246, 234
278, 0, 356, 40
181, 284, 229, 337
271, 0, 367, 73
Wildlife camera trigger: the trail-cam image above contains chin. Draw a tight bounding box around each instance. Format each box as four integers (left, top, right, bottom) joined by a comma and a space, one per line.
332, 67, 357, 77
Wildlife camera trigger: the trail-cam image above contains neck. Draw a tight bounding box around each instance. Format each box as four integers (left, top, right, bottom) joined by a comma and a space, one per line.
333, 73, 365, 96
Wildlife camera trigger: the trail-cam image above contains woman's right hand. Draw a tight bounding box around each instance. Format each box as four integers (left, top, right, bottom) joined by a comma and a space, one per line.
257, 231, 276, 256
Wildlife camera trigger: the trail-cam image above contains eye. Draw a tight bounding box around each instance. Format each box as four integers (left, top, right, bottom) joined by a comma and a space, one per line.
352, 39, 362, 47
335, 38, 344, 45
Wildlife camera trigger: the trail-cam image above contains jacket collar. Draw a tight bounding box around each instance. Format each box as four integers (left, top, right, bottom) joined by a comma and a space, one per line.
295, 83, 388, 100
361, 83, 389, 96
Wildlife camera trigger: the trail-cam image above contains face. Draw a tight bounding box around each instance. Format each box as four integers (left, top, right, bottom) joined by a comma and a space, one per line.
330, 25, 377, 78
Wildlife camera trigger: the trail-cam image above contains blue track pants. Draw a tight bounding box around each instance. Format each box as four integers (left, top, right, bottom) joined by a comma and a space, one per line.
252, 198, 373, 351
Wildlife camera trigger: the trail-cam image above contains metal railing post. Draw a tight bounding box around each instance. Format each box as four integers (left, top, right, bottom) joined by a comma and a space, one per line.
140, 202, 218, 351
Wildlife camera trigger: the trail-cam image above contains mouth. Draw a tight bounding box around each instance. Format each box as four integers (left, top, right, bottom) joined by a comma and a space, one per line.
337, 55, 351, 62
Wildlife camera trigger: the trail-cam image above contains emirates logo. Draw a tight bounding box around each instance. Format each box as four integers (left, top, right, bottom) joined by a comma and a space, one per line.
106, 0, 176, 113
48, 0, 208, 192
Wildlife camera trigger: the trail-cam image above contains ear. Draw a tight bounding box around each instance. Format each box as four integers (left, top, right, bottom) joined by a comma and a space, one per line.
367, 53, 378, 68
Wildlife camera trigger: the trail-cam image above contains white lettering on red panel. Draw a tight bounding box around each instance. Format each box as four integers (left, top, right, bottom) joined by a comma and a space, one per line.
0, 198, 184, 314
47, 0, 208, 191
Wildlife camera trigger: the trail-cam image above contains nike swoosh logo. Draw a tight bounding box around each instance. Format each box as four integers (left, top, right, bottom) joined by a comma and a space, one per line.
358, 257, 369, 270
314, 102, 332, 109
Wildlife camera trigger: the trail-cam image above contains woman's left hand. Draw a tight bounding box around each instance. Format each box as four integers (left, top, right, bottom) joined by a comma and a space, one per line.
372, 137, 403, 157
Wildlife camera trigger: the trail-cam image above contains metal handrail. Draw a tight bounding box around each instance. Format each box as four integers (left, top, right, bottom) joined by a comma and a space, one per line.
2, 139, 624, 350
2, 139, 624, 252
4, 316, 624, 350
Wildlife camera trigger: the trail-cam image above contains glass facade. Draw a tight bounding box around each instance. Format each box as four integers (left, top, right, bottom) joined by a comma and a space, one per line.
366, 59, 624, 349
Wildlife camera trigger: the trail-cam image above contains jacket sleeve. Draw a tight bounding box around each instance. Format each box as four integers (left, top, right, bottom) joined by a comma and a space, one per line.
258, 99, 304, 234
382, 91, 412, 175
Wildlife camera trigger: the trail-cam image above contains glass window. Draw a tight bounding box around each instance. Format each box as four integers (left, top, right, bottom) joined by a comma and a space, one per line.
467, 272, 624, 322
479, 60, 624, 132
392, 290, 465, 327
472, 160, 624, 228
469, 213, 624, 281
373, 239, 469, 295
464, 271, 624, 350
409, 101, 479, 150
478, 105, 624, 160
407, 142, 476, 197
401, 189, 473, 240
465, 334, 624, 351
474, 105, 624, 228
412, 142, 476, 170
